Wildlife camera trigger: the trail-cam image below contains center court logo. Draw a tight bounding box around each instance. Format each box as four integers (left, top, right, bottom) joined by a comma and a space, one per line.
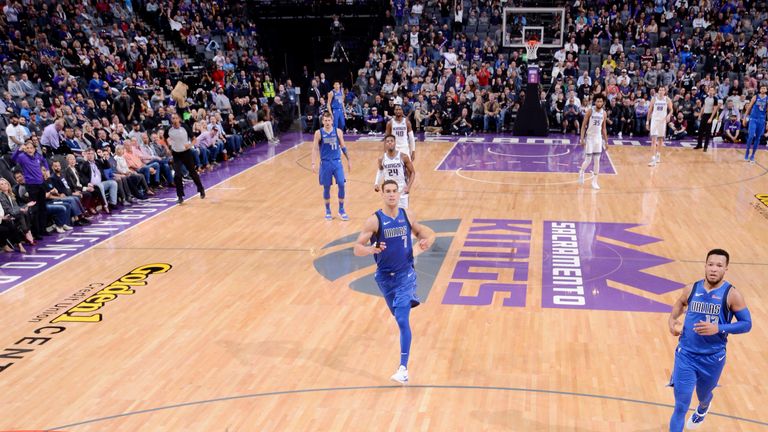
314, 220, 684, 313
543, 222, 685, 312
313, 220, 460, 302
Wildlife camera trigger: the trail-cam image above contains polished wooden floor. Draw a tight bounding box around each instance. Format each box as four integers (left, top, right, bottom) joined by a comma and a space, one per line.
0, 138, 766, 431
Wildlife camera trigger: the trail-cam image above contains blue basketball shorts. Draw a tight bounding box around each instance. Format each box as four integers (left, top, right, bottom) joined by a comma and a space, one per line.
670, 347, 726, 400
748, 118, 766, 140
375, 268, 420, 309
319, 159, 345, 186
333, 109, 346, 130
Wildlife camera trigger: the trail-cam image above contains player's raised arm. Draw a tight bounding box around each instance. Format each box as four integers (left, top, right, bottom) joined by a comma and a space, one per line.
353, 214, 386, 256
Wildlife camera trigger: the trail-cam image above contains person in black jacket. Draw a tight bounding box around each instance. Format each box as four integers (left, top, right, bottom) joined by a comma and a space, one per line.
302, 96, 320, 133
64, 154, 100, 215
0, 177, 34, 246
78, 148, 119, 212
50, 160, 91, 226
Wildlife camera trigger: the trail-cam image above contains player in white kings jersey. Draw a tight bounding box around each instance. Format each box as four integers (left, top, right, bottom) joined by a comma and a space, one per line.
375, 134, 416, 208
385, 104, 417, 161
578, 93, 608, 190
646, 86, 673, 167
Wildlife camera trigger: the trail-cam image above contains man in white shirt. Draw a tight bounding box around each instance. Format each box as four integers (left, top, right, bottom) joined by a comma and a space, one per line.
564, 37, 579, 55
577, 71, 592, 88
442, 46, 458, 71
609, 40, 624, 56
5, 115, 24, 151
554, 47, 567, 63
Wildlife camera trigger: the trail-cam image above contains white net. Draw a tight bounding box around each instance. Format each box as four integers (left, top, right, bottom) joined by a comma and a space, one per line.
525, 42, 539, 61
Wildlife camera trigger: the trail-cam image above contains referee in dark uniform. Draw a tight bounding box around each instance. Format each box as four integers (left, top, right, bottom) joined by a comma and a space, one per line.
166, 113, 205, 204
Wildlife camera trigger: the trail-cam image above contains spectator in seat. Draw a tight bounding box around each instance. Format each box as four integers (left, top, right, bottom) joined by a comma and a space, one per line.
722, 114, 742, 143
271, 96, 292, 132
302, 95, 320, 133
64, 154, 100, 215
113, 144, 149, 201
0, 177, 34, 246
48, 161, 90, 226
366, 107, 384, 134
668, 113, 688, 140
79, 148, 118, 212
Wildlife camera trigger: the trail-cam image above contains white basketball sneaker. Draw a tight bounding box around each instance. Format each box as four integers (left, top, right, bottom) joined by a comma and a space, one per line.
686, 399, 712, 430
591, 178, 600, 190
578, 171, 585, 185
390, 365, 408, 385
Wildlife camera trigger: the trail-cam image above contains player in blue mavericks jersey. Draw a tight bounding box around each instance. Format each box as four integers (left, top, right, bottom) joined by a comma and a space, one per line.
353, 179, 435, 384
311, 111, 351, 220
743, 84, 768, 163
327, 80, 346, 132
667, 249, 752, 431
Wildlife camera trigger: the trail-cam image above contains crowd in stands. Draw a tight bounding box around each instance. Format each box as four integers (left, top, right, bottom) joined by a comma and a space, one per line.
0, 0, 301, 254
326, 0, 768, 144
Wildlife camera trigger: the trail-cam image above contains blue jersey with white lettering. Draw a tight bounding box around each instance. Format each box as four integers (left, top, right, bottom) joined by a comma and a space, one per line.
331, 89, 344, 110
319, 127, 341, 161
678, 280, 734, 354
371, 208, 413, 273
750, 95, 767, 121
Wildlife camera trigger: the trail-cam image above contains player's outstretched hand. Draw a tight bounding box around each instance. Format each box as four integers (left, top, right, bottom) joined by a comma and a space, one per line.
693, 320, 719, 336
668, 318, 682, 336
374, 185, 380, 192
418, 238, 432, 251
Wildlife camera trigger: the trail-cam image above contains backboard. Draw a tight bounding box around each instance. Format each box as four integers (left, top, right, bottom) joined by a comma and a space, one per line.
503, 7, 565, 48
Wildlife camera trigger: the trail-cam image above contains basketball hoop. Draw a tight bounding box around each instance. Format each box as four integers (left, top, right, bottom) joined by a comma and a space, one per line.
525, 40, 540, 61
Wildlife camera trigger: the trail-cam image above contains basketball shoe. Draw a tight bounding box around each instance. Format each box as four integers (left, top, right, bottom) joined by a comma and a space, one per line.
390, 365, 408, 384
686, 399, 712, 430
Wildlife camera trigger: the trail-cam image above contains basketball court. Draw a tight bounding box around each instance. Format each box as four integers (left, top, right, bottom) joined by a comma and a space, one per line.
0, 132, 766, 431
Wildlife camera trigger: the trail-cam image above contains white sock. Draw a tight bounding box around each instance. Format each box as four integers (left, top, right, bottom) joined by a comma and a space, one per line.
580, 155, 592, 173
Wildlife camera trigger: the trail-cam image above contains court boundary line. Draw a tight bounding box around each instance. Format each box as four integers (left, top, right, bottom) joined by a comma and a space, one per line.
0, 144, 294, 296
436, 142, 619, 176
431, 157, 767, 195
47, 384, 768, 429
433, 140, 461, 172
